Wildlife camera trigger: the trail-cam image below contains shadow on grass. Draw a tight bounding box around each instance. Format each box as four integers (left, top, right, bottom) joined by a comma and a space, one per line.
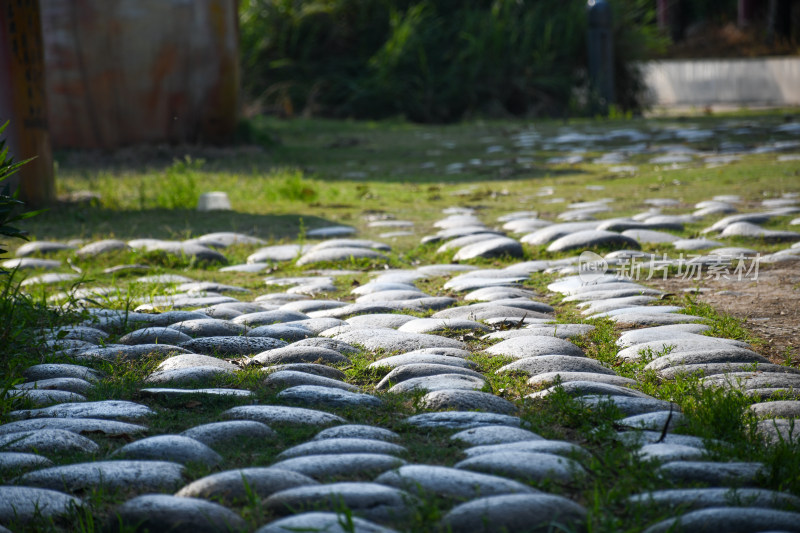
53, 115, 594, 185
22, 206, 339, 242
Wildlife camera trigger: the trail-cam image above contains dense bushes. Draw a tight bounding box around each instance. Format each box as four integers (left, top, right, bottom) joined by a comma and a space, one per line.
240, 0, 665, 122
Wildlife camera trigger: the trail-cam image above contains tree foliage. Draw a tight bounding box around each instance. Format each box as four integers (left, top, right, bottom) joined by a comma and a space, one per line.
0, 121, 39, 263
240, 0, 666, 122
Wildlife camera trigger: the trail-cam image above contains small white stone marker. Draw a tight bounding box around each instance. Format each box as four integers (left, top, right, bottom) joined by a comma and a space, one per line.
197, 192, 231, 211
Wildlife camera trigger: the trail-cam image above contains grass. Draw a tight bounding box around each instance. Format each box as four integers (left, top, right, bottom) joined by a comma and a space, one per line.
680, 294, 764, 346
32, 111, 799, 243
1, 112, 799, 531
0, 271, 82, 419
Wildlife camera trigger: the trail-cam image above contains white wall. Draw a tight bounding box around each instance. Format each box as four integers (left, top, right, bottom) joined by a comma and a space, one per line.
642, 58, 800, 106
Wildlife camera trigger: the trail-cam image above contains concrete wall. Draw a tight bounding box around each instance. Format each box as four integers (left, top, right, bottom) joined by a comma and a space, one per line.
642, 58, 800, 107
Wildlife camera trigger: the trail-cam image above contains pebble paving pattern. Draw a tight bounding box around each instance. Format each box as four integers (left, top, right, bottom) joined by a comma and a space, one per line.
2, 124, 800, 531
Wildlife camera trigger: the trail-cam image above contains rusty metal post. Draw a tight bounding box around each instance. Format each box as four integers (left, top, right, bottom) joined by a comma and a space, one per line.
0, 0, 55, 207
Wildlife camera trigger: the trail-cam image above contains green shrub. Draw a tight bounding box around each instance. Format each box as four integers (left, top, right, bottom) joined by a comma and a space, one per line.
240, 0, 666, 121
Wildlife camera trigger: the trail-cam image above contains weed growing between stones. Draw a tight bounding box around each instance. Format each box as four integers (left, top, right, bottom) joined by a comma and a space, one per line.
681, 295, 762, 346
468, 352, 527, 399
342, 354, 389, 389
83, 360, 160, 403
0, 276, 75, 419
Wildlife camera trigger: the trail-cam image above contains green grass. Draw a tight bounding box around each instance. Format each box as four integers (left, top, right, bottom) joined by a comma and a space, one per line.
2, 112, 800, 532
680, 295, 764, 346
31, 112, 798, 243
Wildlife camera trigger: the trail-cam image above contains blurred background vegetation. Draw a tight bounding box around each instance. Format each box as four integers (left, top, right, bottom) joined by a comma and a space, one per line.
239, 0, 667, 122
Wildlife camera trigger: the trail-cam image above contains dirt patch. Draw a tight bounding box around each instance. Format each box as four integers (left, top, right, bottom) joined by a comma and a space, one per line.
650, 261, 800, 365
